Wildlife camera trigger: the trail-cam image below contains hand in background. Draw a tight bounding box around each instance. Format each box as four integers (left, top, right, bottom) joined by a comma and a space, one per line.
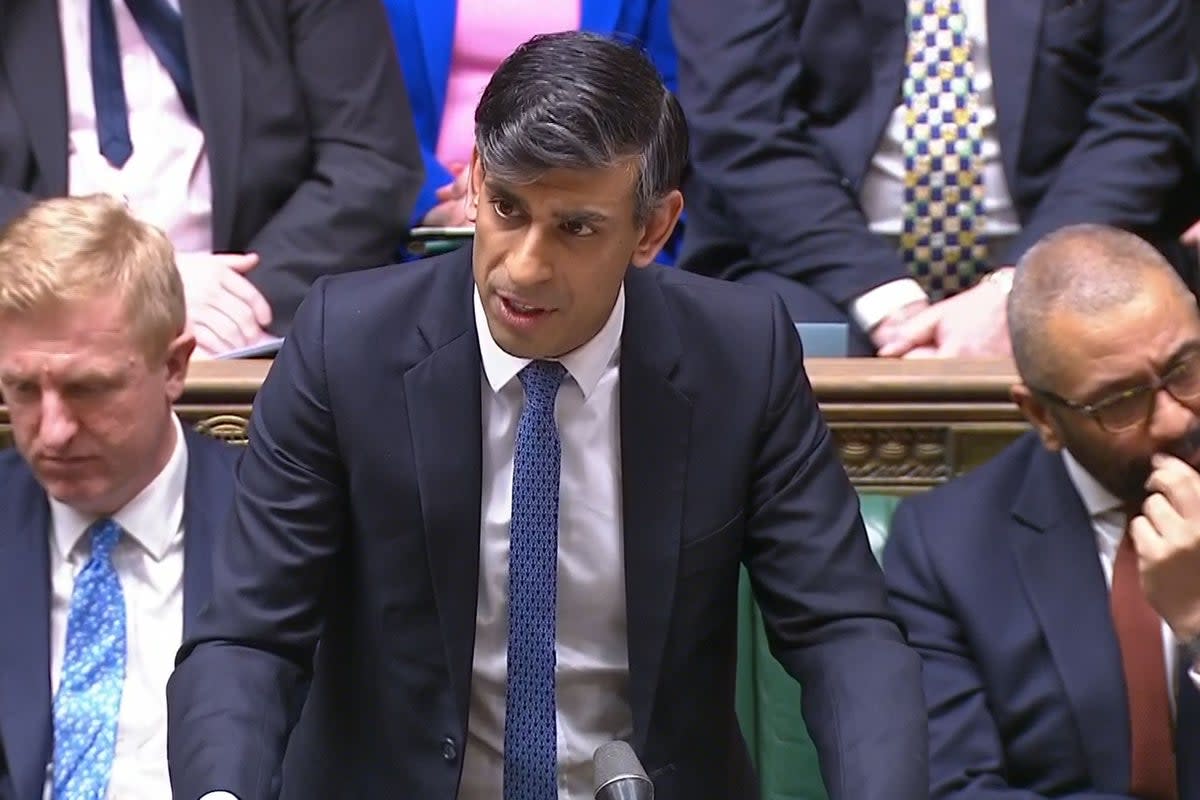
1131, 453, 1200, 644
1180, 219, 1200, 247
877, 269, 1013, 359
869, 298, 931, 358
176, 251, 272, 358
422, 162, 473, 227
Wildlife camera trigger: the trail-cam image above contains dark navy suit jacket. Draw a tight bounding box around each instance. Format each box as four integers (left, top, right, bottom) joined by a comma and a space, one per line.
885, 432, 1200, 798
0, 429, 239, 800
0, 0, 423, 331
673, 0, 1197, 307
167, 246, 927, 799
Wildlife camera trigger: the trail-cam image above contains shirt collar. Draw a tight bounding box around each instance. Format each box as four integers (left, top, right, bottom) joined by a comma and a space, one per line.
1060, 448, 1124, 519
50, 414, 189, 562
473, 284, 624, 399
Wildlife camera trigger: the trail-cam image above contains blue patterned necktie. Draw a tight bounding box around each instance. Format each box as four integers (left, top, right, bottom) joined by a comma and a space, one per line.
52, 518, 127, 800
900, 0, 988, 300
89, 0, 197, 168
504, 360, 567, 800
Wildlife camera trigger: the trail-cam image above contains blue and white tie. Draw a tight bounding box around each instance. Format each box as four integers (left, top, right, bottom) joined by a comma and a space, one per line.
52, 518, 126, 800
504, 360, 567, 800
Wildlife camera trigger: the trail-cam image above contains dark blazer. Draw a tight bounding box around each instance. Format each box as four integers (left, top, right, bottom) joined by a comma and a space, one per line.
166, 246, 927, 800
0, 428, 239, 800
673, 0, 1197, 307
884, 432, 1200, 798
382, 0, 678, 222
0, 0, 424, 332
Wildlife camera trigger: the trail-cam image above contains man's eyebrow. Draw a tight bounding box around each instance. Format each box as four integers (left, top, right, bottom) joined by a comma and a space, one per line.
553, 209, 610, 225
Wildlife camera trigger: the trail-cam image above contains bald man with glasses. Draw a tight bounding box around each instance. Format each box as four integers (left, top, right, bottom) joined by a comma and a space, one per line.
883, 223, 1200, 799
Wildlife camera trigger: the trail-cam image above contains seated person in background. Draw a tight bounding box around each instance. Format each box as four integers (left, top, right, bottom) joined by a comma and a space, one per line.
672, 0, 1196, 356
0, 195, 239, 800
0, 0, 423, 358
166, 31, 926, 800
884, 224, 1200, 797
383, 0, 675, 228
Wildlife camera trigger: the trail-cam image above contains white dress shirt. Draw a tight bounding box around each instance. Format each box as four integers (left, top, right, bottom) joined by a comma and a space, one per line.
58, 0, 213, 252
44, 415, 188, 800
852, 0, 1019, 331
459, 287, 633, 800
1061, 449, 1200, 698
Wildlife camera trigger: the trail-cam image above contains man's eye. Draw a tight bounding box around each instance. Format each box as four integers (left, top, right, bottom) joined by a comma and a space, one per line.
491, 199, 517, 218
562, 221, 595, 237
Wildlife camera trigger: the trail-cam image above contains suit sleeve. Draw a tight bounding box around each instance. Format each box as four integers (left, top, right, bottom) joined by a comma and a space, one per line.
671, 0, 908, 306
0, 187, 35, 227
168, 279, 348, 800
741, 296, 927, 800
882, 501, 1136, 800
1003, 0, 1194, 263
244, 0, 424, 332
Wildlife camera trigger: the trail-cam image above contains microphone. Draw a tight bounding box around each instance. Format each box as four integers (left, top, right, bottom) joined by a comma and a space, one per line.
593, 741, 654, 800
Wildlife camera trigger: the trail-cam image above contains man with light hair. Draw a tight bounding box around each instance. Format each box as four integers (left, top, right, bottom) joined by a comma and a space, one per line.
0, 194, 239, 800
885, 223, 1200, 797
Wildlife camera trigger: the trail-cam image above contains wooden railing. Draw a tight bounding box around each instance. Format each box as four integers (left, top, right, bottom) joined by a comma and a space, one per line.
0, 358, 1029, 493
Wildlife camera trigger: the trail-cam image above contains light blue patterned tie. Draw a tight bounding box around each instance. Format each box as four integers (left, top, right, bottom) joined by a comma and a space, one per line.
52, 518, 126, 800
504, 360, 567, 800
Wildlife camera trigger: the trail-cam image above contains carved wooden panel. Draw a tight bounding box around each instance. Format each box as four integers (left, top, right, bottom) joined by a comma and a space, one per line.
0, 359, 1031, 492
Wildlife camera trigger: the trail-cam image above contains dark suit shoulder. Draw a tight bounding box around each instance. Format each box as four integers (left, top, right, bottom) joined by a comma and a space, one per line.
893, 431, 1046, 543
0, 448, 38, 500
183, 426, 242, 470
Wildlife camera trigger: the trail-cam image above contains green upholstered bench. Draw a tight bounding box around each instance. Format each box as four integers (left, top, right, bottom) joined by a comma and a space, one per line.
736, 493, 902, 800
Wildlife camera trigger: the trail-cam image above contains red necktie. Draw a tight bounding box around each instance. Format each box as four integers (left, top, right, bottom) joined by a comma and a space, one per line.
1112, 529, 1178, 799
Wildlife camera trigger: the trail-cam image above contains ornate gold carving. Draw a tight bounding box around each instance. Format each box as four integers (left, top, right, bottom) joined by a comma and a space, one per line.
832, 427, 951, 485
191, 414, 250, 445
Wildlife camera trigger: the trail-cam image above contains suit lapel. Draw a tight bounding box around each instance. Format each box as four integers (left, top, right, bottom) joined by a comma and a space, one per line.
988, 0, 1043, 195
0, 0, 68, 194
181, 0, 242, 249
0, 461, 53, 800
859, 0, 906, 184
618, 268, 691, 751
404, 250, 483, 732
580, 0, 624, 36
1009, 446, 1130, 790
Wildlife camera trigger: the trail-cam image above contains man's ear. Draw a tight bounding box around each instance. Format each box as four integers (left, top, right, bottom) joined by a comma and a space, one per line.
466, 149, 483, 223
163, 329, 196, 403
630, 190, 684, 269
1011, 382, 1064, 451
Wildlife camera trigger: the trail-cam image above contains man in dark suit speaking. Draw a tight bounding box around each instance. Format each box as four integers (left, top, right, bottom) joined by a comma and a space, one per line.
167, 32, 927, 800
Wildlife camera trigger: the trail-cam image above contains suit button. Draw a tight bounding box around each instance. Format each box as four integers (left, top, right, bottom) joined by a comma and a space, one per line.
442, 737, 458, 762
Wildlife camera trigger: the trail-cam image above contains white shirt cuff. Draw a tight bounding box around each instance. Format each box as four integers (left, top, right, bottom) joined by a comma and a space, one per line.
1190, 663, 1200, 691
849, 278, 928, 333
200, 793, 241, 800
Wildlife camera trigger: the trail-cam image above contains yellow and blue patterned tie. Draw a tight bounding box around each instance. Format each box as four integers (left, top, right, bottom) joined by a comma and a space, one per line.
52, 518, 126, 800
900, 0, 988, 300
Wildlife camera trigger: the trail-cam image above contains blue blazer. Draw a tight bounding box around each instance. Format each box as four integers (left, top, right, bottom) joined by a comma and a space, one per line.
383, 0, 677, 222
0, 429, 239, 800
884, 432, 1200, 798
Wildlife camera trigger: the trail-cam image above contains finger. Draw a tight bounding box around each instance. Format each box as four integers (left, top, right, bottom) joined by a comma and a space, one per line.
215, 252, 260, 273
435, 182, 458, 202
219, 270, 273, 329
1132, 494, 1190, 551
192, 316, 240, 355
1128, 514, 1169, 561
193, 305, 252, 351
1145, 453, 1200, 525
877, 311, 939, 357
901, 345, 941, 359
1182, 219, 1200, 245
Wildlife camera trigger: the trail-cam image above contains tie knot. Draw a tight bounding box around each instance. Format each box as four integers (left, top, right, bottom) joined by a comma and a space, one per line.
89, 518, 122, 562
518, 360, 566, 411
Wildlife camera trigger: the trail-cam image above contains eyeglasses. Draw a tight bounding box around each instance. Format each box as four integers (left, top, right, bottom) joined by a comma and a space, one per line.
1031, 351, 1200, 433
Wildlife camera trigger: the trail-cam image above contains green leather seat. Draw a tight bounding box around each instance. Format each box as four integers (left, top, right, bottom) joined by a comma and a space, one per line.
736, 492, 902, 800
